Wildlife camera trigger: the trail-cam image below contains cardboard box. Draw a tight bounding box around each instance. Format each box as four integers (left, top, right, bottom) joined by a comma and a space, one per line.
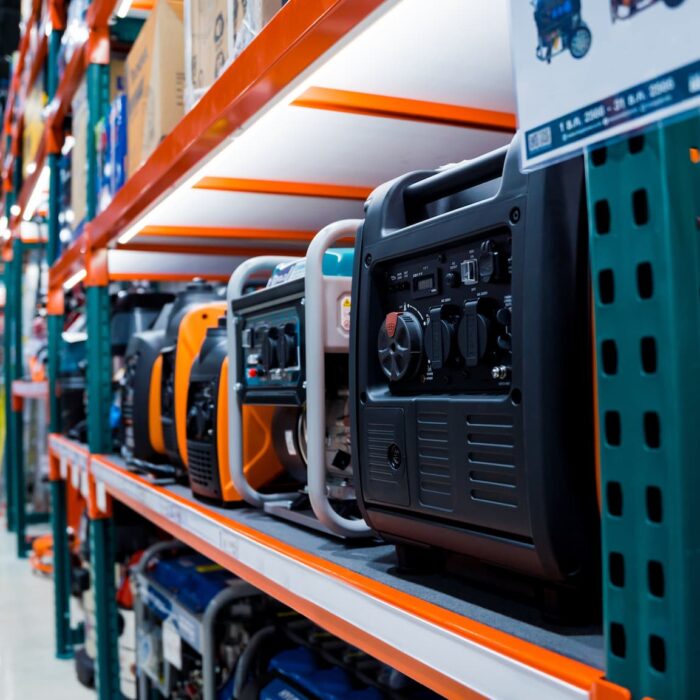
188, 0, 230, 95
70, 80, 88, 227
232, 0, 285, 57
127, 0, 185, 177
184, 0, 285, 110
22, 87, 46, 178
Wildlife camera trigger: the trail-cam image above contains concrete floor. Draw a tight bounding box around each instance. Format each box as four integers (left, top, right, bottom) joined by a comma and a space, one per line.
0, 520, 94, 700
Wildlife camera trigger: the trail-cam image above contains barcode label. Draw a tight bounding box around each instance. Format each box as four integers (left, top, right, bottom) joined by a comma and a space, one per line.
528, 126, 552, 152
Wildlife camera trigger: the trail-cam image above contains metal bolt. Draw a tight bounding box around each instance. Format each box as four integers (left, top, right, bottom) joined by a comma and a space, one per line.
510, 207, 521, 224
364, 253, 373, 267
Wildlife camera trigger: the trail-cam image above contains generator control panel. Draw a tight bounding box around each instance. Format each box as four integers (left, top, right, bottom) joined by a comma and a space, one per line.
231, 279, 306, 405
376, 227, 513, 395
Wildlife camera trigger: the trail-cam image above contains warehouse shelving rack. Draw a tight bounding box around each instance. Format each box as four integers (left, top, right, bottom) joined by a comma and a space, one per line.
2, 0, 699, 698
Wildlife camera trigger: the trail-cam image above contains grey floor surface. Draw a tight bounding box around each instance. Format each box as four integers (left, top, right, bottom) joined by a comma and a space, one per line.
0, 520, 94, 700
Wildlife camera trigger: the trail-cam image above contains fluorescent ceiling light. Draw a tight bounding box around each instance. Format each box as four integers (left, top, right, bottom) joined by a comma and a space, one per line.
117, 221, 145, 245
63, 269, 87, 291
116, 0, 133, 18
10, 204, 20, 217
23, 166, 50, 221
26, 162, 36, 175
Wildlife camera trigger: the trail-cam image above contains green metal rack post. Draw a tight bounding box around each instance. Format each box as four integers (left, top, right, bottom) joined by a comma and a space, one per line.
5, 125, 27, 554
85, 46, 121, 697
586, 114, 700, 699
9, 236, 26, 557
2, 210, 15, 533
46, 16, 75, 657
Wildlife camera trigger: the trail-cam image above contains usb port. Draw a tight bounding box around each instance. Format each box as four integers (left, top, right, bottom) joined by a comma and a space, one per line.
461, 259, 478, 285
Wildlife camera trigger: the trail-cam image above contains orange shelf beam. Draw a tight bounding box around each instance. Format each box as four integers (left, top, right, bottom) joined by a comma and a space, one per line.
119, 241, 309, 257
48, 234, 86, 291
137, 225, 319, 242
193, 176, 372, 200
86, 0, 390, 253
293, 86, 517, 133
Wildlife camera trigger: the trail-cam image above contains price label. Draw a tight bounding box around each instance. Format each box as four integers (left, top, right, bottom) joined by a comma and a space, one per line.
80, 470, 89, 498
162, 620, 182, 670
509, 1, 700, 169
71, 463, 80, 489
96, 482, 108, 513
219, 530, 239, 559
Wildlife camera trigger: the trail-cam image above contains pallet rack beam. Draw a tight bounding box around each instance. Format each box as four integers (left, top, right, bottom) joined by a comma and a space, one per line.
587, 113, 700, 699
44, 438, 629, 700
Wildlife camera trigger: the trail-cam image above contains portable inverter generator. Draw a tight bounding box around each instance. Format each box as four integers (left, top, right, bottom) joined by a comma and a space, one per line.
185, 317, 284, 504
120, 280, 220, 466
227, 226, 371, 538
350, 136, 599, 596
160, 301, 227, 469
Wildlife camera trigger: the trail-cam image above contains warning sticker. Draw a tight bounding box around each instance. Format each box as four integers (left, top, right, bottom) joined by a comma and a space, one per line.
340, 294, 352, 332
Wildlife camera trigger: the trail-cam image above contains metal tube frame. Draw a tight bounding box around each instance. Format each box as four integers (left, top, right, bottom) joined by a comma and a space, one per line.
304, 220, 372, 537
227, 256, 299, 507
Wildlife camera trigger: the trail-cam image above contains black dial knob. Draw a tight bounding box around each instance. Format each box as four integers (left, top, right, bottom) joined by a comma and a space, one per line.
457, 301, 489, 367
426, 308, 453, 370
377, 311, 423, 381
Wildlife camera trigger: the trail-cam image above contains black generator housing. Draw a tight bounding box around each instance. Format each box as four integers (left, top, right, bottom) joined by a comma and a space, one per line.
186, 318, 227, 501
350, 138, 598, 592
159, 281, 221, 466
121, 280, 220, 464
121, 311, 172, 463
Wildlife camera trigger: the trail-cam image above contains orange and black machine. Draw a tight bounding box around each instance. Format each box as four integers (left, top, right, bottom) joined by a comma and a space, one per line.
185, 316, 283, 504
121, 280, 221, 469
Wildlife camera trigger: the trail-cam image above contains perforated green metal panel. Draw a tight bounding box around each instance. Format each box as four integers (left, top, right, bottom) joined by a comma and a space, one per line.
86, 284, 112, 453
586, 114, 700, 699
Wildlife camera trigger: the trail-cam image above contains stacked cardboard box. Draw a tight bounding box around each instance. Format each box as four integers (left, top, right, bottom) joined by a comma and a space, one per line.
184, 0, 286, 109
126, 0, 185, 177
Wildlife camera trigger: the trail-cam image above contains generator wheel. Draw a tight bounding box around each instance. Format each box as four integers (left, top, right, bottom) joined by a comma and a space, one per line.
569, 25, 592, 59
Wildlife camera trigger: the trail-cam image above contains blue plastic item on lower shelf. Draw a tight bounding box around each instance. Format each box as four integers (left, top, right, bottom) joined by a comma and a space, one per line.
149, 553, 233, 614
268, 648, 384, 700
261, 678, 312, 700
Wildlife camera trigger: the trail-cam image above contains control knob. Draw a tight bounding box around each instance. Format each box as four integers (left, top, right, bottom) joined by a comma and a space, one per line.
377, 311, 423, 381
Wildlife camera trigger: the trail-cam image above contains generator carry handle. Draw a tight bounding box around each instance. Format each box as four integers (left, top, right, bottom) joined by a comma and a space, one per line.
403, 144, 509, 217
305, 219, 373, 538
227, 256, 300, 508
